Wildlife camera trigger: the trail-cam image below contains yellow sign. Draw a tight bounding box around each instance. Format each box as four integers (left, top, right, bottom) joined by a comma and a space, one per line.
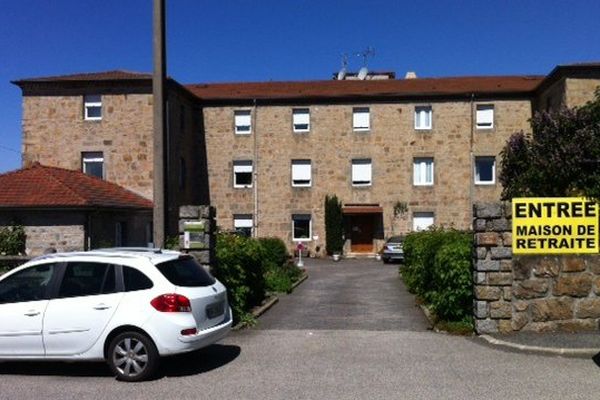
512, 197, 599, 255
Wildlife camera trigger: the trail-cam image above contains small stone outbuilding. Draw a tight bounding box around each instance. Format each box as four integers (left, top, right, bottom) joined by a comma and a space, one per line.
0, 163, 153, 255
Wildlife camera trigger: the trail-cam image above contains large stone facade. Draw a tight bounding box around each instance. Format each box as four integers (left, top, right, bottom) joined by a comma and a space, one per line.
473, 202, 600, 334
203, 100, 532, 254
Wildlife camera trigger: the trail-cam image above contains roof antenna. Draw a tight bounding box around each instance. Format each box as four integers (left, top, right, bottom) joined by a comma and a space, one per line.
356, 47, 375, 80
337, 53, 348, 80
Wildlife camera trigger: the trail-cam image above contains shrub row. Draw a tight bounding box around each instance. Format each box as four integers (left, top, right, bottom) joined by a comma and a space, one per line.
402, 228, 473, 322
212, 234, 301, 324
0, 225, 26, 256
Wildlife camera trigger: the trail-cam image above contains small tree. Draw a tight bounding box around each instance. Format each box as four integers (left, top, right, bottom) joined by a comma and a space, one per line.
324, 195, 344, 255
500, 89, 600, 200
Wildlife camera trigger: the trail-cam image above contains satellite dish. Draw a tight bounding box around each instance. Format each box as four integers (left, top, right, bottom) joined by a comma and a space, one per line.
337, 67, 347, 80
357, 67, 368, 80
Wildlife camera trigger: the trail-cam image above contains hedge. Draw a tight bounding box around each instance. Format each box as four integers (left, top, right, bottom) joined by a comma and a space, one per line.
402, 228, 473, 322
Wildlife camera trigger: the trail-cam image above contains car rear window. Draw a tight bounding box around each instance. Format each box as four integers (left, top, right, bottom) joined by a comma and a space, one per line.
155, 256, 216, 287
388, 236, 404, 243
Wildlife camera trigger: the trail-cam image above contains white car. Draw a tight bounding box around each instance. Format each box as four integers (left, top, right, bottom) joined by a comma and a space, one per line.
0, 248, 232, 381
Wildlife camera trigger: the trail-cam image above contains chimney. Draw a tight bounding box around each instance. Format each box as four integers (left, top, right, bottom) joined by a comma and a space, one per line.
405, 71, 417, 79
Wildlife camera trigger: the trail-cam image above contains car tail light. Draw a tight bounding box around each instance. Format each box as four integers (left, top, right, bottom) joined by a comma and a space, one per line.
181, 328, 197, 336
151, 294, 192, 312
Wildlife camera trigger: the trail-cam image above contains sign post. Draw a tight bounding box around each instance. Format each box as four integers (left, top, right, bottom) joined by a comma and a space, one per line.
512, 197, 599, 255
296, 242, 305, 267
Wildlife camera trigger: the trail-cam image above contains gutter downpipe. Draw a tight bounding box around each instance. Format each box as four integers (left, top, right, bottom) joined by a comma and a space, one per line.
253, 98, 259, 238
469, 93, 475, 229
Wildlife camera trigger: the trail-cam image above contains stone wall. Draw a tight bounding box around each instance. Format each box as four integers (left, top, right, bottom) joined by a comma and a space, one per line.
178, 205, 215, 269
473, 202, 600, 334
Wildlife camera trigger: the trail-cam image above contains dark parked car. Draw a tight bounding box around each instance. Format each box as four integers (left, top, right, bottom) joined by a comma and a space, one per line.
381, 236, 404, 263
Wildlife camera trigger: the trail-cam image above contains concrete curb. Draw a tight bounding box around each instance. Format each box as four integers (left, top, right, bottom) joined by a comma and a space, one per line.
290, 272, 309, 291
478, 334, 599, 358
418, 304, 436, 331
232, 295, 279, 331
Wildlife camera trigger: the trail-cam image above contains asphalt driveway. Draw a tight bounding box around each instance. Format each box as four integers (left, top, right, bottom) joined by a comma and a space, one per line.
257, 258, 430, 331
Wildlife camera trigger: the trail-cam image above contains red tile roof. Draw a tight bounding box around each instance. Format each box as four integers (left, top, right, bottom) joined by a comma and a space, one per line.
186, 75, 544, 101
0, 163, 152, 209
13, 70, 152, 84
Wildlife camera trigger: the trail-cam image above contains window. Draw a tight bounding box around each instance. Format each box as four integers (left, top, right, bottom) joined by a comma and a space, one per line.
115, 222, 126, 247
156, 256, 216, 287
475, 156, 496, 185
233, 160, 253, 188
291, 159, 312, 187
234, 214, 253, 237
413, 158, 434, 186
292, 214, 311, 241
82, 152, 104, 179
234, 110, 252, 134
352, 158, 372, 186
414, 106, 432, 130
413, 212, 434, 231
293, 108, 310, 132
123, 266, 153, 291
58, 262, 116, 298
476, 104, 494, 129
0, 263, 56, 304
353, 107, 370, 131
84, 95, 102, 120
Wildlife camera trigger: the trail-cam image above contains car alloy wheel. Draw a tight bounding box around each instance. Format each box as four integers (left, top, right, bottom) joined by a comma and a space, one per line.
108, 331, 158, 382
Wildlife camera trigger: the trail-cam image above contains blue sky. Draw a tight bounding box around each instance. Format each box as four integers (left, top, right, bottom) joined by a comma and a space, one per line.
0, 0, 599, 173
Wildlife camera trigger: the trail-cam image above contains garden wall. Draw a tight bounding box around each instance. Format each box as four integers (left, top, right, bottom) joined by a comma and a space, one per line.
473, 202, 600, 334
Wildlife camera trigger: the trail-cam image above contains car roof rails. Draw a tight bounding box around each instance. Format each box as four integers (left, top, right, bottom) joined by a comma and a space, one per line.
93, 247, 165, 254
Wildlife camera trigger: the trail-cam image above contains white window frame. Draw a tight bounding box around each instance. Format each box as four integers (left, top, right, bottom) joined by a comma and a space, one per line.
413, 157, 434, 186
414, 106, 432, 130
292, 214, 312, 242
233, 160, 253, 188
413, 212, 435, 231
474, 156, 496, 185
291, 159, 312, 187
476, 104, 494, 129
82, 152, 104, 179
352, 158, 372, 187
234, 214, 253, 237
292, 108, 310, 133
352, 107, 370, 132
84, 95, 102, 121
234, 110, 252, 134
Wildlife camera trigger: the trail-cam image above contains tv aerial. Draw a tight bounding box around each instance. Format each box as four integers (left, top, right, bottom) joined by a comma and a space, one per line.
337, 53, 348, 80
356, 47, 375, 80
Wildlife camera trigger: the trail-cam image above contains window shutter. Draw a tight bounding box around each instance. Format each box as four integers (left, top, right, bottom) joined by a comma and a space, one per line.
413, 212, 434, 231
352, 159, 372, 184
293, 109, 310, 127
353, 108, 370, 130
292, 160, 311, 184
234, 218, 253, 228
476, 105, 494, 127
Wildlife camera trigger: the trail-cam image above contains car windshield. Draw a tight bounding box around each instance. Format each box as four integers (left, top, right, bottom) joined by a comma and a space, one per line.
387, 236, 404, 243
155, 256, 216, 287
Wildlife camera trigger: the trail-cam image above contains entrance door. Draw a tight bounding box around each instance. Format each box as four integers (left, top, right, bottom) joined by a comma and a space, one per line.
350, 215, 375, 253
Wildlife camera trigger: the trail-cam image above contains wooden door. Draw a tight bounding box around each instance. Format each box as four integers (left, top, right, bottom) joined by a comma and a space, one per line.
350, 215, 374, 253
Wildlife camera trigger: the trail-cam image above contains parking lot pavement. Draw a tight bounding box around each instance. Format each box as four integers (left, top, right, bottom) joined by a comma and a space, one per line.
257, 258, 431, 331
2, 258, 600, 399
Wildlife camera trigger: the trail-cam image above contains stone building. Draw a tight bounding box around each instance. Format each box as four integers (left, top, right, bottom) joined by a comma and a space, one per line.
11, 63, 600, 255
0, 163, 152, 255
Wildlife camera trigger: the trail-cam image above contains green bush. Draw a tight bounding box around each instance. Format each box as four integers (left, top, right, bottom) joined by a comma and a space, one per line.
402, 228, 473, 322
213, 233, 266, 323
325, 195, 344, 255
429, 236, 473, 321
258, 237, 290, 267
0, 225, 26, 255
265, 261, 303, 293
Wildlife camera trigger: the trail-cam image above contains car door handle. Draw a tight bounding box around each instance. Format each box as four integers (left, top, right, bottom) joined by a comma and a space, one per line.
24, 310, 40, 317
93, 304, 111, 310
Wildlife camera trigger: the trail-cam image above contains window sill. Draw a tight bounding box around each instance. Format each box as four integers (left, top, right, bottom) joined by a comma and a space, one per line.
413, 184, 434, 188
292, 185, 312, 188
234, 132, 252, 135
353, 129, 370, 133
474, 182, 496, 186
292, 238, 312, 242
84, 118, 102, 122
414, 127, 432, 131
293, 129, 310, 134
233, 185, 253, 189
